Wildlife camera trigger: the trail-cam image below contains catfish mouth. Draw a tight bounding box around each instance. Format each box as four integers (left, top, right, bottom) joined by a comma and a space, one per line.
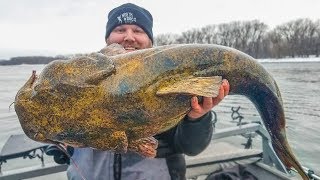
124, 47, 138, 52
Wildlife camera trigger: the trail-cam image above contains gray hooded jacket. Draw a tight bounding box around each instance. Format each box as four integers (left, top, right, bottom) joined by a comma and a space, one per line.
67, 112, 214, 180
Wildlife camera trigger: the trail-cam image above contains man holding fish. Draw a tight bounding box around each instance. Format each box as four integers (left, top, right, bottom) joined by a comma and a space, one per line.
66, 3, 229, 180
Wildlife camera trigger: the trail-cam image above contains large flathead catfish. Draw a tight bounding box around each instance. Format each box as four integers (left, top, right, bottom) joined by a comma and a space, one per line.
15, 44, 307, 179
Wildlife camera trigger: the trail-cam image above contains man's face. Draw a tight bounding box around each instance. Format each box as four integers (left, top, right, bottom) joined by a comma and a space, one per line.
106, 24, 152, 52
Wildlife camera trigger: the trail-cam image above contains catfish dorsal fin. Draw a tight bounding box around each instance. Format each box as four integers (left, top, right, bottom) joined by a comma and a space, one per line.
156, 76, 222, 97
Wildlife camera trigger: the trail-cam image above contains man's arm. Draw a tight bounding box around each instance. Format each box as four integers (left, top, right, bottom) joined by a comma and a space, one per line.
155, 80, 229, 157
173, 112, 213, 156
174, 79, 229, 155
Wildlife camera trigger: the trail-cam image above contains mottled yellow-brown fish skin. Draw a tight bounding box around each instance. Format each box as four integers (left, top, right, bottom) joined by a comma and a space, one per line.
15, 44, 308, 179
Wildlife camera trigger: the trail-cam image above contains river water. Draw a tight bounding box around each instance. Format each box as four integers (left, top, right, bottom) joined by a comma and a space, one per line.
0, 59, 319, 177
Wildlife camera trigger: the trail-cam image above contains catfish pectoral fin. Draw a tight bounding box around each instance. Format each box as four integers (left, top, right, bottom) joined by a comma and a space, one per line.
156, 76, 222, 97
128, 137, 158, 158
102, 131, 128, 153
84, 67, 116, 85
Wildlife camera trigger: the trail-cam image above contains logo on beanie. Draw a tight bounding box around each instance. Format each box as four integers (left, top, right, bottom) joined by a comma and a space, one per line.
117, 12, 137, 24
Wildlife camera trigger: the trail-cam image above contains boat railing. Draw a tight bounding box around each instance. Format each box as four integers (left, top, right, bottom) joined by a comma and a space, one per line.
211, 122, 288, 173
0, 111, 319, 179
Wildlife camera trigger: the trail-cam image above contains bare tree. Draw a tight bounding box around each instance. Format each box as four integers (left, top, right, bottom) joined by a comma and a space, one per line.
200, 25, 218, 44
266, 29, 287, 58
315, 20, 320, 57
217, 23, 237, 47
154, 33, 180, 46
215, 20, 268, 58
176, 28, 204, 44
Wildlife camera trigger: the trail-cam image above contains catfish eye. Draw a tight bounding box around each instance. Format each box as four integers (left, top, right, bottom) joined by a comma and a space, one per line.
34, 84, 41, 91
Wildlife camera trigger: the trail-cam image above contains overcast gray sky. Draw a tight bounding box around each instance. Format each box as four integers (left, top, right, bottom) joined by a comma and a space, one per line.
0, 0, 319, 58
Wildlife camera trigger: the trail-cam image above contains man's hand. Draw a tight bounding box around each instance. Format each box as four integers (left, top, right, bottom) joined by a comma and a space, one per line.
187, 79, 230, 120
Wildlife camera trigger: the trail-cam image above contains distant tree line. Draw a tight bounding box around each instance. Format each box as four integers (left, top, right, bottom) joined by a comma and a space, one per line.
154, 18, 320, 59
0, 55, 69, 65
1, 18, 319, 65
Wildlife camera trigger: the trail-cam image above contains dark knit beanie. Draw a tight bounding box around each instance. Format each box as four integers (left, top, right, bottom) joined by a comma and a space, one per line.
105, 3, 153, 43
